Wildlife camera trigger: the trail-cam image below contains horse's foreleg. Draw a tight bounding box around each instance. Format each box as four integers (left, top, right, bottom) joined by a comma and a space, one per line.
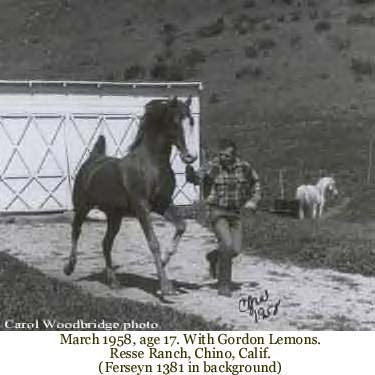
63, 207, 90, 276
318, 200, 325, 218
136, 204, 175, 296
162, 205, 186, 267
298, 201, 304, 220
311, 203, 317, 219
102, 212, 122, 288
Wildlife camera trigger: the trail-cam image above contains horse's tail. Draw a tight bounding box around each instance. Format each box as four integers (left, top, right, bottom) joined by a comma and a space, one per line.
90, 135, 106, 158
295, 186, 304, 201
71, 135, 106, 208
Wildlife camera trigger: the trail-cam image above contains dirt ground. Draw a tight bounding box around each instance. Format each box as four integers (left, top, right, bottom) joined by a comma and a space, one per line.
1, 213, 375, 330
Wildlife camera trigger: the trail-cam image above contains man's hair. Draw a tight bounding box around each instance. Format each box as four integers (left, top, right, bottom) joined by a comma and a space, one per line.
218, 138, 237, 151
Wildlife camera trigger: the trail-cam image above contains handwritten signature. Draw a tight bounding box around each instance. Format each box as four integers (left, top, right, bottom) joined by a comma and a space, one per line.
238, 290, 281, 323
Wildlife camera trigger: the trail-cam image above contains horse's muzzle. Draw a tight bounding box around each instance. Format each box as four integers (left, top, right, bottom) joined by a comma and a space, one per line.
180, 153, 197, 164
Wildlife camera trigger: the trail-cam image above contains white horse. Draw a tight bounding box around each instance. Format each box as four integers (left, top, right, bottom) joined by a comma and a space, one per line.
295, 177, 338, 219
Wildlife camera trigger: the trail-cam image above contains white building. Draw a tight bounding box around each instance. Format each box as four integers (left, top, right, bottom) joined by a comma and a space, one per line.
0, 80, 202, 213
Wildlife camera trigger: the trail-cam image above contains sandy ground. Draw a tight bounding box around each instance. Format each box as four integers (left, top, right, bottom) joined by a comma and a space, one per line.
1, 213, 375, 330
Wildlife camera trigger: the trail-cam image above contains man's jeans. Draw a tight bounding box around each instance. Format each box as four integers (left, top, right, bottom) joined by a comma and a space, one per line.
209, 206, 242, 256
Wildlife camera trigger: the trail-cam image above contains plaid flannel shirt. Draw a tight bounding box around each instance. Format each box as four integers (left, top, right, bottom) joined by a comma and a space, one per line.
200, 156, 261, 210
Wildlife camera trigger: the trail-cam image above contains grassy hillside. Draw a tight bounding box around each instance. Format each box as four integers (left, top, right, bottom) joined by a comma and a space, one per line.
1, 0, 375, 206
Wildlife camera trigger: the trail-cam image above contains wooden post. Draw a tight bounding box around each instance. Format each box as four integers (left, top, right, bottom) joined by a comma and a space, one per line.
367, 126, 374, 184
299, 159, 304, 182
279, 169, 285, 200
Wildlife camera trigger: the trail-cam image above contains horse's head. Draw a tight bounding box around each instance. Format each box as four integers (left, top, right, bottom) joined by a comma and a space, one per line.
318, 177, 338, 197
327, 177, 339, 197
136, 96, 197, 164
164, 96, 197, 164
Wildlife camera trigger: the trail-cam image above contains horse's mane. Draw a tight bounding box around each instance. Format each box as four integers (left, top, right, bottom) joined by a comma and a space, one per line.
128, 100, 169, 152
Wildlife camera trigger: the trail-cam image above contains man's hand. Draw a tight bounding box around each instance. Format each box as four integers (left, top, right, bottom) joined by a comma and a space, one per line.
185, 165, 198, 184
244, 200, 257, 212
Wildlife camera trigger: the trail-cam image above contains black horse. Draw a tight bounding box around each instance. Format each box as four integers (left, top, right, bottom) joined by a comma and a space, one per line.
63, 97, 196, 296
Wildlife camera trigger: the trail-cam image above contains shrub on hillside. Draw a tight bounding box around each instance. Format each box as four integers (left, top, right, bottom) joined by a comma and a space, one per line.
150, 58, 185, 81
255, 37, 277, 51
244, 43, 258, 58
105, 71, 116, 81
150, 46, 206, 81
261, 19, 273, 30
232, 15, 264, 34
196, 17, 225, 38
290, 33, 302, 50
123, 64, 146, 80
233, 16, 250, 34
290, 10, 302, 22
322, 10, 332, 19
209, 92, 220, 104
351, 57, 375, 76
347, 14, 375, 26
183, 48, 206, 67
242, 0, 256, 8
328, 34, 351, 52
309, 9, 319, 20
314, 20, 331, 33
235, 63, 263, 79
160, 22, 178, 47
318, 72, 330, 80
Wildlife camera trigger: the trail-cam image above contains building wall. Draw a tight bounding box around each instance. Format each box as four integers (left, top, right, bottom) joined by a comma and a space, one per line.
0, 81, 201, 212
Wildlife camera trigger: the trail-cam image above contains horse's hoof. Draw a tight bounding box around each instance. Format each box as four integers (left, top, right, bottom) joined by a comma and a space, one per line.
109, 280, 121, 290
63, 262, 74, 276
161, 255, 171, 268
161, 289, 178, 297
106, 269, 120, 289
160, 281, 178, 296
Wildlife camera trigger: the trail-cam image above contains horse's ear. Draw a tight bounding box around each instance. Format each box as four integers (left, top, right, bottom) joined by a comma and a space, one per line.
185, 95, 192, 108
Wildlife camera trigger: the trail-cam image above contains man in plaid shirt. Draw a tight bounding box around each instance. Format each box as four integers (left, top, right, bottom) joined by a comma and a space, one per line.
186, 139, 261, 297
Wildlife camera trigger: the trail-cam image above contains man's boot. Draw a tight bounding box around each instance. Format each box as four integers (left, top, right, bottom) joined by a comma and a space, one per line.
206, 249, 219, 279
217, 252, 233, 297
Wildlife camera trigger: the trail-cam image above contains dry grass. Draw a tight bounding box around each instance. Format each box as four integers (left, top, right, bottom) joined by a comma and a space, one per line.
242, 211, 375, 277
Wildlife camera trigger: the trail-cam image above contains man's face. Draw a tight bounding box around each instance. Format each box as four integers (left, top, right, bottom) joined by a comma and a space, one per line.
219, 146, 236, 168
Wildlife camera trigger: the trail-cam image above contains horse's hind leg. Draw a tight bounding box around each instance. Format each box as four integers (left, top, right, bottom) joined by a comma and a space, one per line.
161, 205, 186, 267
63, 206, 90, 276
102, 212, 122, 288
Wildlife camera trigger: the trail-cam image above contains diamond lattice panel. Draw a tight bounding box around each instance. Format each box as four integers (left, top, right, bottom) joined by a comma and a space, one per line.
173, 173, 199, 205
65, 114, 139, 177
0, 115, 69, 212
66, 115, 103, 176
100, 115, 139, 157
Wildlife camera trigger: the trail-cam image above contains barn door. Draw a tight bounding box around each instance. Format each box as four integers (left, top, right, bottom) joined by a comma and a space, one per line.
0, 114, 70, 212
